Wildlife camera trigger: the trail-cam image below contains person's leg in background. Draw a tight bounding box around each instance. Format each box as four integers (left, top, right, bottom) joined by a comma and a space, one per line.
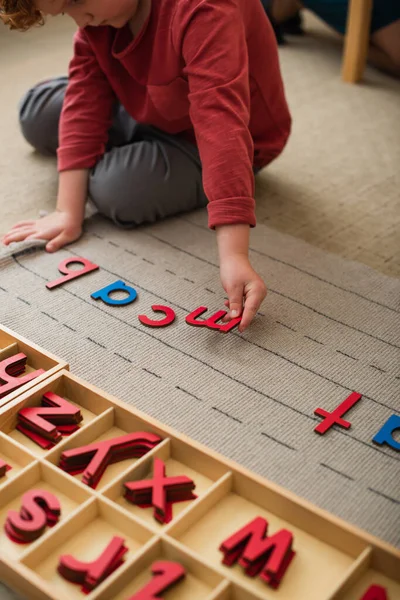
370, 20, 400, 77
18, 78, 208, 228
260, 0, 304, 45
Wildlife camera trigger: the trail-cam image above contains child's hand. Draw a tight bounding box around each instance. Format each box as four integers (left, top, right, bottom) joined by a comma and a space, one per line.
220, 253, 267, 332
1, 211, 83, 253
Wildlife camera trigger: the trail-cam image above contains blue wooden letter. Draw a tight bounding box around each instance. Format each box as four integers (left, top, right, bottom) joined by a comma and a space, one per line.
372, 415, 400, 452
91, 280, 138, 306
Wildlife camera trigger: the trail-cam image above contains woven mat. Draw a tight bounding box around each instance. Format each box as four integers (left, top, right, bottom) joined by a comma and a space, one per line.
0, 213, 399, 558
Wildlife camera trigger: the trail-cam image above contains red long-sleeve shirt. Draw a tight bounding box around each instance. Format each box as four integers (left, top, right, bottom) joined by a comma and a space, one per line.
58, 0, 291, 228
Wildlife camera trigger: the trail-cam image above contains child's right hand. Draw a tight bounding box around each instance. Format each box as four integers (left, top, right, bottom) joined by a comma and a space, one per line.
1, 211, 83, 253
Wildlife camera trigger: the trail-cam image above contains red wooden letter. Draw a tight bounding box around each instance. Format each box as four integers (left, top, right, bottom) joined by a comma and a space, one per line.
59, 432, 162, 488
58, 536, 128, 592
5, 489, 60, 543
0, 459, 11, 477
314, 392, 362, 434
138, 305, 176, 328
17, 392, 83, 447
220, 517, 295, 588
46, 256, 99, 290
186, 306, 241, 333
128, 561, 186, 600
124, 458, 196, 524
0, 353, 45, 399
360, 585, 387, 600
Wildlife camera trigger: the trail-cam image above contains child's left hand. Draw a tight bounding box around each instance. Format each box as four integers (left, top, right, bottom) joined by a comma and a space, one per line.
220, 254, 267, 333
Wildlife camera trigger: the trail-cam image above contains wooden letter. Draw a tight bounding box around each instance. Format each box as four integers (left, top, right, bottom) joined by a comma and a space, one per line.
128, 561, 186, 599
314, 392, 362, 434
58, 536, 128, 592
372, 415, 400, 452
220, 517, 295, 589
17, 392, 83, 448
124, 458, 196, 524
5, 489, 60, 543
138, 305, 176, 328
91, 280, 138, 306
0, 459, 11, 478
360, 584, 387, 600
186, 306, 241, 333
46, 257, 99, 290
0, 353, 45, 399
59, 432, 162, 488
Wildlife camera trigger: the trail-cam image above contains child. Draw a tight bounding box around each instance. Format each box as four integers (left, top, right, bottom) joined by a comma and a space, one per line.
0, 0, 291, 332
265, 0, 400, 77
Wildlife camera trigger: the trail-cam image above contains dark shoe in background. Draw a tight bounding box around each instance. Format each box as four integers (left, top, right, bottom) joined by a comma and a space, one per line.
260, 1, 304, 46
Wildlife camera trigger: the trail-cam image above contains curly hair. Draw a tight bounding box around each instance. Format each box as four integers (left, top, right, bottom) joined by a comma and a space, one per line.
0, 0, 45, 31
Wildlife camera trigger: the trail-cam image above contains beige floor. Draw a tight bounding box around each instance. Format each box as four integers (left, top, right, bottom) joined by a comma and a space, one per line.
0, 12, 399, 276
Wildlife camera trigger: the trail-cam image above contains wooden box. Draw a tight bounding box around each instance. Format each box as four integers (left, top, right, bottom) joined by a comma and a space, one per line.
0, 324, 68, 409
0, 370, 399, 600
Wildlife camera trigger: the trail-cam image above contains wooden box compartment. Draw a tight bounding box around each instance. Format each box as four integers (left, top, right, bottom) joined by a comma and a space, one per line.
0, 460, 92, 560
44, 403, 167, 491
102, 435, 230, 530
93, 537, 227, 600
166, 472, 366, 600
329, 546, 400, 599
19, 497, 155, 600
0, 372, 112, 457
0, 325, 68, 408
0, 432, 36, 488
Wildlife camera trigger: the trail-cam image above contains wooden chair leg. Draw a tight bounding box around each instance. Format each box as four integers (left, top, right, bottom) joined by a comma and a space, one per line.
342, 0, 373, 83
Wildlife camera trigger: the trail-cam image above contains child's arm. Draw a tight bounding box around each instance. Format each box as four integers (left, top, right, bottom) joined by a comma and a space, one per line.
2, 30, 115, 250
217, 224, 267, 333
2, 170, 88, 251
174, 0, 271, 330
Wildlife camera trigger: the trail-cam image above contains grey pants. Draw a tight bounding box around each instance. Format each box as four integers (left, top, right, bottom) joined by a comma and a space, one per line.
19, 77, 208, 227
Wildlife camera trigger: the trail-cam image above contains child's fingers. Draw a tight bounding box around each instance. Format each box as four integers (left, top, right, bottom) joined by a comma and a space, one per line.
226, 286, 244, 320
9, 220, 36, 231
239, 299, 260, 332
44, 231, 70, 253
2, 228, 36, 245
239, 283, 267, 332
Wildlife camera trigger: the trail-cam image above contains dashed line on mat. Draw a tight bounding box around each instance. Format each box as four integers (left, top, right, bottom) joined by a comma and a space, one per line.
17, 297, 31, 306
175, 386, 203, 402
108, 241, 120, 248
369, 365, 387, 374
0, 285, 8, 292
63, 324, 77, 332
368, 488, 400, 505
142, 258, 154, 265
166, 270, 176, 276
320, 463, 354, 481
184, 278, 194, 283
276, 321, 296, 332
142, 367, 162, 379
304, 335, 324, 345
205, 288, 216, 294
261, 432, 297, 451
125, 249, 137, 257
336, 350, 357, 360
87, 337, 106, 349
41, 311, 59, 322
114, 352, 132, 363
212, 407, 243, 424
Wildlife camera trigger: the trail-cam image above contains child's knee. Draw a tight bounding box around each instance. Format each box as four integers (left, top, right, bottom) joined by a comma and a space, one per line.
89, 160, 161, 227
89, 141, 206, 227
18, 80, 64, 155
